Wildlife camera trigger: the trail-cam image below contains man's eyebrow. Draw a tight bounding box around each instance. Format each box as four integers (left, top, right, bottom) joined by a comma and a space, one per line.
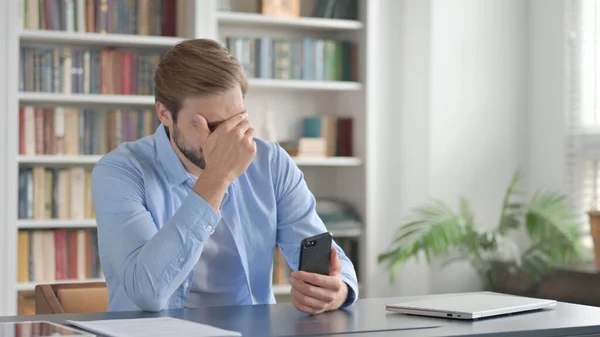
207, 110, 247, 129
207, 111, 247, 125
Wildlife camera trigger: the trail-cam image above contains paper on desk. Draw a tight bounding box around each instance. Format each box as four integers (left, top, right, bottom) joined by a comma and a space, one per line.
67, 317, 241, 337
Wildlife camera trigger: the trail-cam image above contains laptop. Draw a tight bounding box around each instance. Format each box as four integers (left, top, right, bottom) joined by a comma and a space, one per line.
386, 292, 557, 320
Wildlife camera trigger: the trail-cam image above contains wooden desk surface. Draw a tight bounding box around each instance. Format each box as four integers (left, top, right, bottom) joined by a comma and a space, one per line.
2, 292, 600, 337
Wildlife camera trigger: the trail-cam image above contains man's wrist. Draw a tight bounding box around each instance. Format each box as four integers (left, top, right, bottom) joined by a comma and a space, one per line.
193, 171, 230, 212
329, 281, 349, 311
340, 282, 356, 308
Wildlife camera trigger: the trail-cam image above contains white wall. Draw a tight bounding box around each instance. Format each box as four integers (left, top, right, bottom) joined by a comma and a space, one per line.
428, 0, 530, 293
527, 0, 567, 194
367, 0, 433, 298
370, 0, 531, 296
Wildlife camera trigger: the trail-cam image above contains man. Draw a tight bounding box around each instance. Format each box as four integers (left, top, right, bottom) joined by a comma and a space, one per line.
91, 39, 359, 313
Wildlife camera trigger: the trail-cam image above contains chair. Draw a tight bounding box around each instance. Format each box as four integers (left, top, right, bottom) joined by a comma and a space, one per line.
34, 282, 108, 314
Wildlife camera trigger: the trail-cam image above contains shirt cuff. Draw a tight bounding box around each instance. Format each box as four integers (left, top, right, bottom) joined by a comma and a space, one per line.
341, 281, 358, 308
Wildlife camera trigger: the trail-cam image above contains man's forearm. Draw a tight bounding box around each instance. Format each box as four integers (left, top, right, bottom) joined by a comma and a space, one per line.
193, 170, 230, 212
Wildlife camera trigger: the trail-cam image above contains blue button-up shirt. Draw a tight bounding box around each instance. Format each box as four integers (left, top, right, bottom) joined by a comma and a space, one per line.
91, 124, 359, 312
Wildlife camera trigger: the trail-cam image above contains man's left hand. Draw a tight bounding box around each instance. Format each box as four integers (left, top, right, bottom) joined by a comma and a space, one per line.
289, 248, 348, 315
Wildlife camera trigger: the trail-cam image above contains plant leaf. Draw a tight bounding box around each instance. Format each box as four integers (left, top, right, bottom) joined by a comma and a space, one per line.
378, 198, 468, 282
459, 196, 474, 228
520, 189, 584, 280
497, 170, 525, 235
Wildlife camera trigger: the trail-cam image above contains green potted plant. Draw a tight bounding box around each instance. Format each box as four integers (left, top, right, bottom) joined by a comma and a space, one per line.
378, 170, 584, 293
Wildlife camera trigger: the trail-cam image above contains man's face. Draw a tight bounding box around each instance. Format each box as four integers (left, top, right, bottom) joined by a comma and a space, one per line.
159, 87, 246, 170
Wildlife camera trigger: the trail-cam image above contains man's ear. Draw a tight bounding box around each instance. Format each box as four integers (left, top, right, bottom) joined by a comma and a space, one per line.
156, 101, 173, 126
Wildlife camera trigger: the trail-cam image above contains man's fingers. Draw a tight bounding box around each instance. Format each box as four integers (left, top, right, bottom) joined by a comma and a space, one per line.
234, 120, 251, 138
291, 288, 327, 314
292, 296, 321, 315
194, 115, 213, 149
220, 112, 248, 132
330, 248, 342, 276
245, 126, 255, 138
291, 271, 343, 292
193, 114, 211, 132
290, 275, 337, 303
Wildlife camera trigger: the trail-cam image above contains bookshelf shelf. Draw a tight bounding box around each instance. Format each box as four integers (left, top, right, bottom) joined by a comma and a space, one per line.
217, 12, 363, 31
329, 227, 363, 237
17, 220, 361, 238
19, 30, 184, 48
18, 156, 102, 165
16, 278, 105, 292
293, 157, 362, 166
18, 80, 361, 107
18, 93, 155, 106
17, 219, 96, 229
18, 155, 362, 167
248, 79, 362, 91
272, 284, 292, 295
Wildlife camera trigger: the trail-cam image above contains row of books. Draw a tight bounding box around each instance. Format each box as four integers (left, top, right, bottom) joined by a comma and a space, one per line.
17, 228, 102, 283
22, 0, 179, 36
224, 36, 357, 82
19, 46, 161, 95
19, 106, 159, 156
312, 0, 358, 19
18, 167, 94, 220
292, 115, 354, 157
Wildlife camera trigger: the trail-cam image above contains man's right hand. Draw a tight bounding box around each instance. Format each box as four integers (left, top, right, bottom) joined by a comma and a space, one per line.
200, 112, 256, 183
192, 113, 256, 212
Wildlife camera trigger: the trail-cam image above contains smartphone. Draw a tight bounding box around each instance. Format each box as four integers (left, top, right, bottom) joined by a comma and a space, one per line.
298, 232, 333, 275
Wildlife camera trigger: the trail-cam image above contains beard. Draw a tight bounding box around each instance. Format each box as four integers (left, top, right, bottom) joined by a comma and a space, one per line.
170, 123, 206, 170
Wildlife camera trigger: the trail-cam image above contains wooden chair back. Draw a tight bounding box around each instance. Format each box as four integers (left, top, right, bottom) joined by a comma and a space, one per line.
34, 282, 108, 314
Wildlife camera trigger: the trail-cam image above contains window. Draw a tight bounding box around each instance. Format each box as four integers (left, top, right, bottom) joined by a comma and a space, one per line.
567, 0, 600, 249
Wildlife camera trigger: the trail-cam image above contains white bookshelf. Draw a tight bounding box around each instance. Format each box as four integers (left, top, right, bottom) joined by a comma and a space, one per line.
0, 0, 377, 316
19, 81, 360, 104
272, 284, 292, 295
292, 156, 362, 166
18, 155, 362, 167
17, 219, 97, 229
19, 30, 184, 48
18, 93, 156, 106
217, 11, 364, 30
17, 156, 103, 165
16, 219, 361, 238
247, 79, 362, 91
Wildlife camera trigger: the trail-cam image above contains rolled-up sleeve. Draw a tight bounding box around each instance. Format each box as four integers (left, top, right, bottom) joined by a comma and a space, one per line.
271, 144, 359, 306
91, 159, 220, 312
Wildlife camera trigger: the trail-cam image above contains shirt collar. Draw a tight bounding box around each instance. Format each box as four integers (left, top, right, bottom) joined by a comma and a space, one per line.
155, 124, 190, 187
154, 124, 238, 187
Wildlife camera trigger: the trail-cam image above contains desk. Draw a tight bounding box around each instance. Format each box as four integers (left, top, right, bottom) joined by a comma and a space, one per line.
2, 292, 600, 337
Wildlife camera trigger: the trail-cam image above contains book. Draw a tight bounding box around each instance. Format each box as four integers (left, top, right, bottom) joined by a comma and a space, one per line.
19, 47, 162, 95
298, 115, 353, 157
22, 0, 179, 36
260, 0, 300, 18
16, 228, 103, 283
19, 106, 160, 156
225, 36, 357, 82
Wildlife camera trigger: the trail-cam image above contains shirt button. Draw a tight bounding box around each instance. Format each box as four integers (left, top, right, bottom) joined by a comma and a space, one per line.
207, 225, 213, 233
183, 282, 189, 289
179, 257, 185, 263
